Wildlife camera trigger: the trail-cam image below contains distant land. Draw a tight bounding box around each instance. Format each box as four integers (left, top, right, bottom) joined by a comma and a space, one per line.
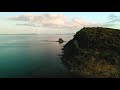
0, 34, 37, 35
0, 33, 75, 35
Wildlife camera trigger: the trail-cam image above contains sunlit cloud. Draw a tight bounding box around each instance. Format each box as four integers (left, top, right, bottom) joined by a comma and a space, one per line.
8, 14, 102, 29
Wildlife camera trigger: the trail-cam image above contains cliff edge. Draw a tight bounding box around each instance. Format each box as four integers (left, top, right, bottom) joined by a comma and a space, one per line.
61, 27, 120, 78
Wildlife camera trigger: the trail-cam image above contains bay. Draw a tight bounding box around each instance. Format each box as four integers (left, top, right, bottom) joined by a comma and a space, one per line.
0, 34, 74, 78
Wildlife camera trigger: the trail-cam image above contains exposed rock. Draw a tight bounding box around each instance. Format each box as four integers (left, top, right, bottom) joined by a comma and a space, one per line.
57, 38, 65, 43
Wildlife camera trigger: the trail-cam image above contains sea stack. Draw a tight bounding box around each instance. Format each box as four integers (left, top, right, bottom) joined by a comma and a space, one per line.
57, 38, 64, 43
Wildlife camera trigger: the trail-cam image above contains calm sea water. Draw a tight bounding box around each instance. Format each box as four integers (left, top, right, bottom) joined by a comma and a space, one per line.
0, 34, 74, 78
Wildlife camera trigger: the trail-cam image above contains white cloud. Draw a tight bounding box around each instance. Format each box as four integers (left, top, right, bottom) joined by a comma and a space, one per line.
8, 14, 104, 29
107, 14, 120, 23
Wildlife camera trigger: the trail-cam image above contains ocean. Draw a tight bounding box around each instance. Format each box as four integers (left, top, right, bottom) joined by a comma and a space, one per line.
0, 34, 74, 78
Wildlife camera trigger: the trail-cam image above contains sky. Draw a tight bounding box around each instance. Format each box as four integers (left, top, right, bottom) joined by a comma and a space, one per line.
0, 12, 120, 34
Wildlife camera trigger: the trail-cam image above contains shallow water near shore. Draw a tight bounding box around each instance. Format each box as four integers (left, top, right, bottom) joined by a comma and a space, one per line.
0, 34, 77, 78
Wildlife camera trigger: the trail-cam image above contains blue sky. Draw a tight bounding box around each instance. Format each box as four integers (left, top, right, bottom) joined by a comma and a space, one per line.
0, 12, 120, 34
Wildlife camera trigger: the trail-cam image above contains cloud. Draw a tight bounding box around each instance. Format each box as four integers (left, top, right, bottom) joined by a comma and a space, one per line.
8, 14, 112, 29
107, 14, 120, 23
9, 14, 33, 21
16, 23, 40, 27
8, 14, 117, 29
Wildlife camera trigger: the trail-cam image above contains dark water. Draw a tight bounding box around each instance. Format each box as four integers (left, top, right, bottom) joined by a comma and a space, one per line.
0, 34, 75, 78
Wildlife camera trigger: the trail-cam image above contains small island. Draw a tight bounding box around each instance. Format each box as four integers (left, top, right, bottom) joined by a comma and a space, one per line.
57, 38, 65, 43
61, 27, 120, 78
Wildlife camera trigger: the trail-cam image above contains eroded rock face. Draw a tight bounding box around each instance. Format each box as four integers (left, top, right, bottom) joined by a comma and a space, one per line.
61, 27, 120, 78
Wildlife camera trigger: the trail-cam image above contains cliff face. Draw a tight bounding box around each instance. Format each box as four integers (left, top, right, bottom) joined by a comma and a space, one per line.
61, 27, 120, 78
63, 27, 120, 56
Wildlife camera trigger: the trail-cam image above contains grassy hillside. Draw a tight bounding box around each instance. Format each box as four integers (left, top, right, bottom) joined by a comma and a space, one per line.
61, 27, 120, 78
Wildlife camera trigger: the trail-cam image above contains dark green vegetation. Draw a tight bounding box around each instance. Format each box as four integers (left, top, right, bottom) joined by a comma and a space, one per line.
61, 27, 120, 78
